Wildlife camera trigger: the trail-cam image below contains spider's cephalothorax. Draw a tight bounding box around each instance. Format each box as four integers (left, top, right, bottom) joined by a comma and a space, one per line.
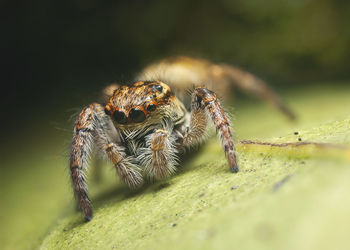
104, 81, 186, 130
70, 57, 295, 221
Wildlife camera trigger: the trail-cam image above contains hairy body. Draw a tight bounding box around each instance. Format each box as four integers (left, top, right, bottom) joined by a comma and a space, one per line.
70, 56, 294, 221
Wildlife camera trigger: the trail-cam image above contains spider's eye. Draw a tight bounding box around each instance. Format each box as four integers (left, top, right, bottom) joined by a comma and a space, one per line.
104, 107, 112, 116
113, 110, 127, 124
147, 104, 156, 111
151, 85, 163, 92
129, 108, 146, 123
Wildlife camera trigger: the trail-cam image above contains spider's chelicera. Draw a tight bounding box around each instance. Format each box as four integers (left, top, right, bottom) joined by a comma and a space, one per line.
69, 57, 295, 221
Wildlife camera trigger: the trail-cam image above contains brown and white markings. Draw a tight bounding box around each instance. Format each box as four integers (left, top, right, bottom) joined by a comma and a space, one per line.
70, 56, 295, 221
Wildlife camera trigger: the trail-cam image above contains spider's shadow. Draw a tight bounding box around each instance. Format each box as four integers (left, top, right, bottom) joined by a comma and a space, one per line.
91, 146, 203, 212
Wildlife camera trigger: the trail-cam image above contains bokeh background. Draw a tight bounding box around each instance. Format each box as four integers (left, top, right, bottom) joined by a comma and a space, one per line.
1, 1, 350, 249
2, 0, 350, 138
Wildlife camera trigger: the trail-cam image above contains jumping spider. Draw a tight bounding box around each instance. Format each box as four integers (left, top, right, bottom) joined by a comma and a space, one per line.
70, 56, 295, 221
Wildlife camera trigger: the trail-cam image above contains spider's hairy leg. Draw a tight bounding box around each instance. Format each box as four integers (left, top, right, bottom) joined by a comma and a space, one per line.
70, 104, 96, 221
91, 104, 143, 189
219, 64, 296, 120
105, 142, 143, 188
181, 101, 208, 146
70, 103, 142, 221
138, 129, 178, 180
183, 87, 239, 173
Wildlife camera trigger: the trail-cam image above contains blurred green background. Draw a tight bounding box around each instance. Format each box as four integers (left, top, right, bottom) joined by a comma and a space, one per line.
1, 1, 350, 249
2, 0, 350, 137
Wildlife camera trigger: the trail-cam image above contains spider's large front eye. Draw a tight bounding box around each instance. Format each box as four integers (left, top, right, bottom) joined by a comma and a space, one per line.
113, 110, 127, 124
129, 108, 146, 123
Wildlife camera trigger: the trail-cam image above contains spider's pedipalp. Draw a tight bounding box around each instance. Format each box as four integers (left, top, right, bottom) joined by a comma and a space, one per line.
137, 128, 178, 180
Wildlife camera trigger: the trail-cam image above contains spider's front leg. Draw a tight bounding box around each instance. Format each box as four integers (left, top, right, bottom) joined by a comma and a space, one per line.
70, 103, 142, 221
182, 87, 239, 172
70, 105, 96, 221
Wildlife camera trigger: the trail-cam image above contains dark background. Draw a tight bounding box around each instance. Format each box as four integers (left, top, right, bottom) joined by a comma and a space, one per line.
2, 0, 350, 151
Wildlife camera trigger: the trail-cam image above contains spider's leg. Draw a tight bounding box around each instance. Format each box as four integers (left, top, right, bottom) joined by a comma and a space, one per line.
105, 142, 143, 188
70, 103, 142, 221
182, 87, 239, 173
138, 129, 178, 180
91, 104, 143, 189
70, 104, 97, 221
219, 64, 296, 120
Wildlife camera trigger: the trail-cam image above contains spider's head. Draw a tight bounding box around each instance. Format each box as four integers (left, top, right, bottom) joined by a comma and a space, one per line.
104, 81, 185, 128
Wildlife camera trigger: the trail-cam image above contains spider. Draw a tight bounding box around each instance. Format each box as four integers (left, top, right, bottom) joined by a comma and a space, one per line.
69, 56, 295, 221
